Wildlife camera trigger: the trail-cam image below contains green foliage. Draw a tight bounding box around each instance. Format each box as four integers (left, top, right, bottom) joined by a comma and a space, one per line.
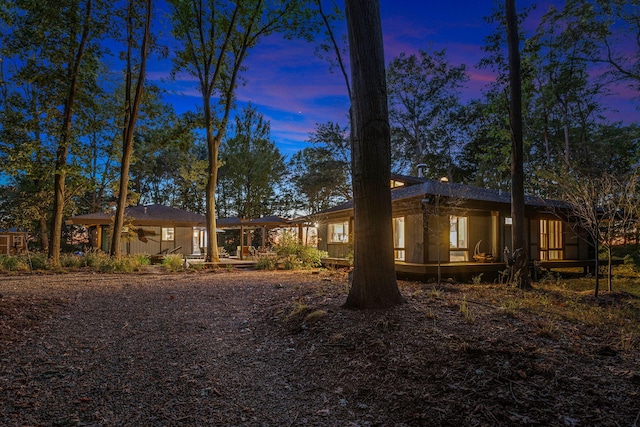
386, 49, 468, 175
162, 254, 184, 272
288, 122, 351, 215
0, 255, 21, 271
60, 254, 83, 269
26, 252, 48, 270
274, 232, 326, 269
217, 105, 287, 218
255, 256, 278, 270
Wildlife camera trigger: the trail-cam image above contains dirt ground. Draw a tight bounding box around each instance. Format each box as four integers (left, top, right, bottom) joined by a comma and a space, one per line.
0, 269, 639, 426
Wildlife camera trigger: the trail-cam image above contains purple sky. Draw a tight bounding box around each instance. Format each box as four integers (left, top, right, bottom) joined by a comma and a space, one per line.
150, 0, 638, 157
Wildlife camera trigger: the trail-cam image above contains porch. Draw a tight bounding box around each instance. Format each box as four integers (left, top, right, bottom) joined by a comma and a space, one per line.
322, 257, 614, 283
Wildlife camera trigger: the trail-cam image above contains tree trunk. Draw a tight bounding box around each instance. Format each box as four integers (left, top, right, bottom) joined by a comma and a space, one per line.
111, 0, 151, 258
343, 0, 403, 309
506, 0, 532, 290
204, 100, 221, 263
607, 246, 612, 292
48, 0, 92, 267
39, 217, 49, 251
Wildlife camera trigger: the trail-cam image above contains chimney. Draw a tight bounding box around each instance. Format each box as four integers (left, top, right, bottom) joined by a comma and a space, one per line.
416, 163, 427, 178
144, 206, 147, 214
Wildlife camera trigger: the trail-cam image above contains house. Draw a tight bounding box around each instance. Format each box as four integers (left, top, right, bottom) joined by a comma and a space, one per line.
0, 229, 28, 255
314, 174, 594, 281
66, 204, 207, 256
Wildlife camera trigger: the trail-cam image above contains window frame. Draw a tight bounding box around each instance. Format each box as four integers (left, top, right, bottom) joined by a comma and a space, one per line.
162, 227, 175, 242
328, 221, 349, 243
540, 219, 563, 260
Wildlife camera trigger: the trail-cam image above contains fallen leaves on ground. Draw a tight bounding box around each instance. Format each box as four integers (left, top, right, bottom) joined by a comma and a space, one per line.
0, 269, 638, 426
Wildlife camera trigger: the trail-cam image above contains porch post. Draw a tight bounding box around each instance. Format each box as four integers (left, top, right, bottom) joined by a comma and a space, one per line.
422, 201, 430, 264
240, 225, 244, 260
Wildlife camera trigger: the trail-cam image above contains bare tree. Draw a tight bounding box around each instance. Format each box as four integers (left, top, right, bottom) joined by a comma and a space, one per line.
558, 170, 638, 297
343, 0, 403, 309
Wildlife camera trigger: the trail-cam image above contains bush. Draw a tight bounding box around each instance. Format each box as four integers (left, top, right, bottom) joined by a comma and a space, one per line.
255, 256, 278, 270
162, 254, 184, 272
0, 255, 21, 271
60, 254, 83, 269
270, 232, 327, 270
25, 252, 48, 270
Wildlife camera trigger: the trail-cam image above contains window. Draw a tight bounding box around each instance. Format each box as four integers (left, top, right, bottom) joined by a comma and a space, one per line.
162, 227, 175, 241
540, 219, 563, 260
328, 222, 349, 243
393, 217, 405, 261
450, 215, 468, 262
12, 235, 24, 247
505, 217, 513, 225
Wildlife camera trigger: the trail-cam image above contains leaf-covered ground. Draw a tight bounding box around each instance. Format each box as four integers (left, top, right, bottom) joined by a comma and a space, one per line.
0, 269, 638, 426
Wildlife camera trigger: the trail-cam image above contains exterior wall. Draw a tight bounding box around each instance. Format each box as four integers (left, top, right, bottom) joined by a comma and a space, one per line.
318, 202, 589, 265
125, 226, 162, 255
99, 226, 194, 255
175, 227, 194, 255
427, 215, 449, 263
405, 213, 423, 263
317, 223, 328, 252
529, 218, 540, 261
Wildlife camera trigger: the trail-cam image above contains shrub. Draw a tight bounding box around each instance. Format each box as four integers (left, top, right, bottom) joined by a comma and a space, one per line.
25, 252, 48, 270
162, 254, 184, 272
272, 232, 327, 269
60, 254, 83, 269
0, 255, 20, 271
255, 256, 278, 270
82, 248, 112, 269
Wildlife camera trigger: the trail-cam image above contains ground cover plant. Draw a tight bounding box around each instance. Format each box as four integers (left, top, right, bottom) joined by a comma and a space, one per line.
0, 267, 638, 426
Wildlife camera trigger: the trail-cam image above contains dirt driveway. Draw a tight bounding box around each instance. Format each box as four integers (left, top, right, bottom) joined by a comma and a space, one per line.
1, 269, 639, 426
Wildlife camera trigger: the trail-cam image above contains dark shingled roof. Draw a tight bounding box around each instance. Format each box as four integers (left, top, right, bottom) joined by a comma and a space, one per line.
66, 204, 206, 227
318, 178, 568, 215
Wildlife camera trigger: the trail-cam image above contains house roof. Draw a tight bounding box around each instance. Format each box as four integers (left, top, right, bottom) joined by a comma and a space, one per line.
66, 204, 207, 227
316, 177, 569, 216
217, 215, 299, 229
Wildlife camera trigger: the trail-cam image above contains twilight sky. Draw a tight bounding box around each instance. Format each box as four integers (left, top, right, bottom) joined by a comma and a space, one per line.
148, 0, 638, 157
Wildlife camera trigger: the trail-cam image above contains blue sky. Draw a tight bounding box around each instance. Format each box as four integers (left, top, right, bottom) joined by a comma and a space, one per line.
148, 0, 638, 157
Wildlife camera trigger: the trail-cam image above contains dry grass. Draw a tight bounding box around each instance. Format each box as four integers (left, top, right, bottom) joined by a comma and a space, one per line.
1, 268, 639, 426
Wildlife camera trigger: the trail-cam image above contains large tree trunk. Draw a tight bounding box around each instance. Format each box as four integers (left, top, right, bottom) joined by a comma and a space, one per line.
506, 0, 532, 289
343, 0, 403, 309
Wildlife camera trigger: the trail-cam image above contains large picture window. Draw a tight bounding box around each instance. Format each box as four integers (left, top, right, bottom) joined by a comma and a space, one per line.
450, 215, 468, 262
540, 219, 563, 260
328, 222, 349, 243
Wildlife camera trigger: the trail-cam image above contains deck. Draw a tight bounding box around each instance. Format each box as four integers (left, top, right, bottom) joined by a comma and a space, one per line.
322, 257, 616, 283
185, 256, 257, 269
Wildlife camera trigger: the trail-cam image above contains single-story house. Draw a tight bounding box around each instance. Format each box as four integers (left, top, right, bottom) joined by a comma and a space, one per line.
313, 174, 594, 281
66, 204, 208, 256
0, 229, 28, 255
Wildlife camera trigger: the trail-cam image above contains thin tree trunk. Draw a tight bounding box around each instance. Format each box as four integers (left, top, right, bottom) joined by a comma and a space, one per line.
343, 0, 403, 309
204, 101, 221, 263
111, 0, 152, 258
607, 246, 612, 292
506, 0, 531, 289
49, 0, 92, 267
